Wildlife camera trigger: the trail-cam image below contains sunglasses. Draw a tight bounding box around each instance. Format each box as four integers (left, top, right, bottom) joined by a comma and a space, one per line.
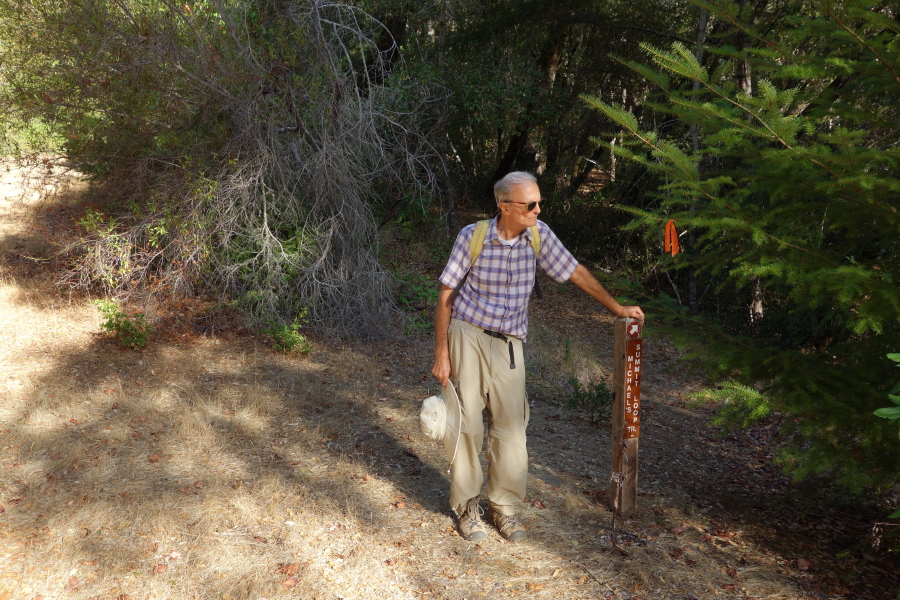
502, 199, 543, 211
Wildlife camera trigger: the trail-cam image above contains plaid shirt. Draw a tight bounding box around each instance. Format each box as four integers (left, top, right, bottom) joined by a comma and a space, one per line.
439, 217, 578, 341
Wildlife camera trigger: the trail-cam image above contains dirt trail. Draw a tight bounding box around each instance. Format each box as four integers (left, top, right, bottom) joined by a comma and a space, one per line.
0, 163, 895, 600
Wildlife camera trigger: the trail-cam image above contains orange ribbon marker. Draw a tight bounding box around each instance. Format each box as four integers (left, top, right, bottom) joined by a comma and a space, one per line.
664, 219, 680, 256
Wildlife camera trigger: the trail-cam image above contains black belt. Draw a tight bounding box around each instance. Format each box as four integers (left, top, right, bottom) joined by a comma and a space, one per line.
483, 329, 516, 369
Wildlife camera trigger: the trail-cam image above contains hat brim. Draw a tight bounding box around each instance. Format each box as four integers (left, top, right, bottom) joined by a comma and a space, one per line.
441, 381, 462, 465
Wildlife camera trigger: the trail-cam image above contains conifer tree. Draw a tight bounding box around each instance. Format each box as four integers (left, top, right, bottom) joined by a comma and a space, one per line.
585, 0, 900, 491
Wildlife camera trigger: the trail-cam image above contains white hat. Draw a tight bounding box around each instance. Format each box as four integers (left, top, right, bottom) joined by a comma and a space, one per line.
419, 382, 462, 465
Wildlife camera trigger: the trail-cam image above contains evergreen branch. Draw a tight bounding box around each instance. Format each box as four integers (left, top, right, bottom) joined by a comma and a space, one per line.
824, 3, 900, 89
690, 0, 774, 48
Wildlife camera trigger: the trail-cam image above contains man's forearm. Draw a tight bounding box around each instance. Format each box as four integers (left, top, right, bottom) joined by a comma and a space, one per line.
568, 263, 645, 324
432, 285, 454, 387
434, 285, 453, 357
569, 264, 623, 314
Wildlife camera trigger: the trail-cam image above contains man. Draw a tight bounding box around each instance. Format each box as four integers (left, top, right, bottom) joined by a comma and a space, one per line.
432, 171, 645, 542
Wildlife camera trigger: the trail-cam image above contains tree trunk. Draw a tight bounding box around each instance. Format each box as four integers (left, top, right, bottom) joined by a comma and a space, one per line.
735, 0, 763, 324
492, 22, 566, 184
687, 7, 708, 316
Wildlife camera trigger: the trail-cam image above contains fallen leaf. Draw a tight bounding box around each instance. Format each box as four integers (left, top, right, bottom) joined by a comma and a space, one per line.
132, 431, 142, 439
727, 567, 738, 578
671, 523, 689, 533
363, 475, 373, 481
394, 501, 407, 509
386, 559, 397, 566
253, 536, 268, 544
280, 563, 299, 576
66, 575, 80, 590
714, 529, 738, 539
281, 578, 297, 589
526, 583, 544, 591
546, 414, 561, 421
81, 560, 98, 566
531, 499, 546, 509
796, 557, 812, 571
153, 564, 168, 575
69, 418, 79, 425
577, 575, 587, 585
193, 480, 203, 489
148, 453, 161, 463
111, 402, 119, 409
103, 388, 115, 394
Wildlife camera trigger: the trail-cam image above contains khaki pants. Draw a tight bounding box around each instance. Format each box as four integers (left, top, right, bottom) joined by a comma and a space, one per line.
448, 318, 530, 516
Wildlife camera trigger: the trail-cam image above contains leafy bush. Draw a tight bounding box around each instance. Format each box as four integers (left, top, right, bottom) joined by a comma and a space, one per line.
394, 269, 440, 335
264, 310, 312, 355
1, 1, 444, 337
95, 299, 152, 349
874, 353, 900, 448
566, 378, 613, 425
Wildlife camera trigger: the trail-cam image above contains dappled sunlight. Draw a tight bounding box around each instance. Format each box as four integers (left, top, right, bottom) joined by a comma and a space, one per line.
0, 268, 455, 597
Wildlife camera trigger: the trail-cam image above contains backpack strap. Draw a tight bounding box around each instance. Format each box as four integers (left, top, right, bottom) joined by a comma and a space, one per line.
449, 220, 543, 304
528, 225, 540, 258
528, 225, 543, 299
469, 219, 491, 266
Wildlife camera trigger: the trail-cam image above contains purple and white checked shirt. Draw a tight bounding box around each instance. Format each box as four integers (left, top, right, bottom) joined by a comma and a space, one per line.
439, 217, 578, 341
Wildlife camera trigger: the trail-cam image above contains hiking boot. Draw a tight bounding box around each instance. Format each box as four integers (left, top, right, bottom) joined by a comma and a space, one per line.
490, 508, 527, 542
456, 498, 487, 542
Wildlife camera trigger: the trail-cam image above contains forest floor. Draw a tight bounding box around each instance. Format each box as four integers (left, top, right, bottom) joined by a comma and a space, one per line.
0, 161, 897, 600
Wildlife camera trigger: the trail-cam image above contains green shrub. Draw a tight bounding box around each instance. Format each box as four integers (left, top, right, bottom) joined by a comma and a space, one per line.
566, 378, 613, 425
95, 299, 152, 349
394, 269, 439, 335
264, 309, 312, 354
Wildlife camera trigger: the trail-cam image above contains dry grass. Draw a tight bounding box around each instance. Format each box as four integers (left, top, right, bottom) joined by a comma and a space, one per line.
0, 166, 893, 600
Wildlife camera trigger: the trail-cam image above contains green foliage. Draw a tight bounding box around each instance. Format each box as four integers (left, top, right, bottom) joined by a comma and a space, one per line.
264, 309, 312, 354
394, 269, 439, 335
874, 354, 900, 440
566, 378, 613, 425
585, 0, 900, 491
95, 299, 152, 349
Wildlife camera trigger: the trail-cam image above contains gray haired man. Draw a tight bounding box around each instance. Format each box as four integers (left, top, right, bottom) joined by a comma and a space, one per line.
432, 171, 645, 541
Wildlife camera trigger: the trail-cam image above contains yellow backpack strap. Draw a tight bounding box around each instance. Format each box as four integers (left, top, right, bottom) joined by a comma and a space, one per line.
449, 220, 491, 305
528, 225, 541, 259
470, 219, 491, 266
529, 225, 543, 299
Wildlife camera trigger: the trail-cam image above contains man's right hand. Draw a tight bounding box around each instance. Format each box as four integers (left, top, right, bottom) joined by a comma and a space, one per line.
432, 353, 451, 388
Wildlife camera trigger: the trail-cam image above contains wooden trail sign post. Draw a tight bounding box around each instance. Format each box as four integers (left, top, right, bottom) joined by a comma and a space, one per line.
611, 317, 642, 518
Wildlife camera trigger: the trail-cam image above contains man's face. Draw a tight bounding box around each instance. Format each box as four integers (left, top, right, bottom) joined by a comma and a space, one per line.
502, 182, 542, 231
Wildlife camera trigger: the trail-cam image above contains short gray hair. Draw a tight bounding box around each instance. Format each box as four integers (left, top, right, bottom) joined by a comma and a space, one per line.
493, 171, 537, 206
